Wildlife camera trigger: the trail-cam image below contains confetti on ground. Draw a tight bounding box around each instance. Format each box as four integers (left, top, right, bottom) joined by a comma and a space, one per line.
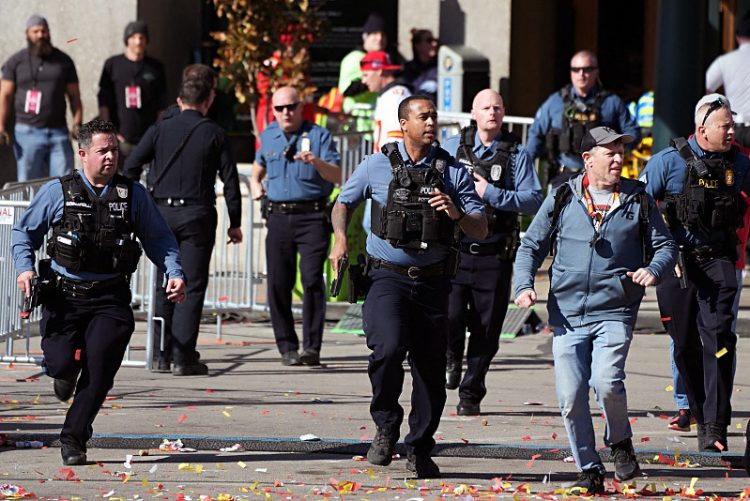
716, 347, 729, 358
300, 433, 320, 441
526, 453, 542, 469
66, 38, 78, 43
219, 443, 244, 452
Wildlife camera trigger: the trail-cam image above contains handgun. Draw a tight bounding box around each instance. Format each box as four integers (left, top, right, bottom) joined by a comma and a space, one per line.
676, 247, 689, 290
20, 276, 38, 320
330, 255, 349, 297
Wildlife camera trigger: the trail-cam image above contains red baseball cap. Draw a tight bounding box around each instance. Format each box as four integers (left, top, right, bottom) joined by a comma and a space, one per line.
360, 51, 401, 71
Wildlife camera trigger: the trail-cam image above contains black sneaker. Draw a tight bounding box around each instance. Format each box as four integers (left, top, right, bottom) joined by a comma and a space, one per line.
366, 426, 399, 466
300, 349, 320, 366
406, 453, 440, 478
53, 377, 76, 402
702, 422, 728, 452
61, 443, 87, 466
172, 362, 209, 376
611, 438, 641, 481
563, 467, 605, 494
445, 355, 461, 390
456, 400, 480, 416
668, 409, 695, 432
281, 351, 301, 366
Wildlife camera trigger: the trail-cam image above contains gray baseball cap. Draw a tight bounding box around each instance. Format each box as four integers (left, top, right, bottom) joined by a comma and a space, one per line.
580, 126, 634, 152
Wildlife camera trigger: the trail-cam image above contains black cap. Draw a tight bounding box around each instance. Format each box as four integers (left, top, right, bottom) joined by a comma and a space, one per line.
737, 16, 750, 38
362, 13, 386, 34
580, 126, 634, 152
123, 20, 149, 45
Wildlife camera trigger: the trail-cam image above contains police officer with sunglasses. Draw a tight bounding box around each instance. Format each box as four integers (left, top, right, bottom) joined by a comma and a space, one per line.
251, 86, 341, 367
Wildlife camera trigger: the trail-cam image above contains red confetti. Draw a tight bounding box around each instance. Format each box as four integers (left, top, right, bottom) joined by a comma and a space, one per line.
274, 479, 282, 487
714, 440, 725, 451
178, 414, 187, 424
359, 425, 368, 430
549, 448, 560, 452
551, 432, 558, 440
521, 435, 532, 441
640, 436, 650, 442
526, 453, 542, 469
205, 389, 215, 394
66, 38, 78, 43
218, 295, 229, 302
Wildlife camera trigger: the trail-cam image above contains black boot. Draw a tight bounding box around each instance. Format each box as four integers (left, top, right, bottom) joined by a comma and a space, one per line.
367, 426, 399, 466
445, 355, 461, 390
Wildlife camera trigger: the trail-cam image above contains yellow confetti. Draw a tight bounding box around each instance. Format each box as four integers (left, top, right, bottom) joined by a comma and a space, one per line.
178, 463, 193, 471
366, 468, 376, 479
33, 394, 40, 404
195, 464, 203, 474
738, 422, 744, 429
690, 477, 698, 488
237, 461, 247, 469
665, 385, 674, 392
223, 410, 231, 417
716, 347, 728, 358
405, 479, 417, 489
663, 497, 673, 501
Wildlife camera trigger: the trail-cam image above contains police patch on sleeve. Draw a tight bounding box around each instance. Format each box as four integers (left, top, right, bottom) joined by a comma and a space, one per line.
116, 184, 129, 199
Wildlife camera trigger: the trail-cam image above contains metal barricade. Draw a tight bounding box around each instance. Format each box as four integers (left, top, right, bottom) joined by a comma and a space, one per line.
437, 112, 535, 145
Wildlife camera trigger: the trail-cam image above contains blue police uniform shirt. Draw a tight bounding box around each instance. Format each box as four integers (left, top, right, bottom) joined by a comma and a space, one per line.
443, 131, 543, 243
257, 120, 341, 202
640, 135, 750, 248
525, 84, 641, 170
338, 141, 485, 267
12, 173, 184, 282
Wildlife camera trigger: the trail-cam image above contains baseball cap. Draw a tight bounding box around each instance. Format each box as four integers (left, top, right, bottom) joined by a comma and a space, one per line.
360, 51, 401, 71
123, 20, 149, 45
580, 126, 634, 152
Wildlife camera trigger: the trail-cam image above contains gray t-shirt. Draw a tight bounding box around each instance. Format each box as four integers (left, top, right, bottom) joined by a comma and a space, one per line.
1, 47, 78, 129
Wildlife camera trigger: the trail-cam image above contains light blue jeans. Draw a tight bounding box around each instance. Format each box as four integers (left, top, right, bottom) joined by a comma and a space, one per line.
13, 123, 74, 182
553, 321, 633, 471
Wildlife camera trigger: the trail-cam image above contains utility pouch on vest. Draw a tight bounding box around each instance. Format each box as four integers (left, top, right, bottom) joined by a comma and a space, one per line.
48, 231, 85, 272
112, 239, 142, 274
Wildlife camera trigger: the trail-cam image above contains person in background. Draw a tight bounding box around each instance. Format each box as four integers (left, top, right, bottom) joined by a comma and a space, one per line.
403, 29, 438, 104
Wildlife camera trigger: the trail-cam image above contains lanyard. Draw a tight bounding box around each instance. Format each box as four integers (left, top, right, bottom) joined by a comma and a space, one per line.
26, 51, 44, 88
581, 173, 619, 226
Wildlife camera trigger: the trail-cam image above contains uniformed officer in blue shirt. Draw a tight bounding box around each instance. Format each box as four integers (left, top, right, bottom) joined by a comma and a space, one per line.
12, 119, 184, 466
640, 93, 750, 453
441, 89, 543, 416
330, 95, 486, 478
251, 86, 341, 367
526, 50, 640, 187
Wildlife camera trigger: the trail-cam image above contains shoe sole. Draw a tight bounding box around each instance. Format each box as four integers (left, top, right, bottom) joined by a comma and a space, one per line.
668, 424, 691, 432
366, 452, 393, 466
614, 466, 641, 482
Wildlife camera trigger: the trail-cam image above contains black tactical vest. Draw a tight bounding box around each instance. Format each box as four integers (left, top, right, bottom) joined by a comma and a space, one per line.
546, 87, 610, 157
371, 143, 458, 250
456, 124, 520, 236
663, 137, 744, 244
47, 172, 142, 274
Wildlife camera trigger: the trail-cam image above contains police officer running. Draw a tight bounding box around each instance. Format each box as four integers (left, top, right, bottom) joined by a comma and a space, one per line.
251, 86, 341, 366
526, 50, 640, 187
441, 89, 542, 415
640, 94, 750, 452
514, 126, 677, 493
12, 119, 185, 466
124, 65, 243, 376
330, 95, 487, 478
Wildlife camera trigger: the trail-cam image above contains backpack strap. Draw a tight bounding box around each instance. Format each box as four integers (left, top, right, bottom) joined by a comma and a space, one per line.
548, 183, 574, 257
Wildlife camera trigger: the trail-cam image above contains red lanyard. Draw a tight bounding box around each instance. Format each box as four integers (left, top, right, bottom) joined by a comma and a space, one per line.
581, 174, 619, 224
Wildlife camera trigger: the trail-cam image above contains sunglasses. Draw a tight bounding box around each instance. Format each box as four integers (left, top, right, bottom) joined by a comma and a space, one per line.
701, 97, 726, 126
273, 102, 300, 113
570, 66, 597, 73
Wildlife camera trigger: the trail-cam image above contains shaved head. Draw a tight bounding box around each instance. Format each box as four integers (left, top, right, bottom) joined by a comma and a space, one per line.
471, 88, 504, 136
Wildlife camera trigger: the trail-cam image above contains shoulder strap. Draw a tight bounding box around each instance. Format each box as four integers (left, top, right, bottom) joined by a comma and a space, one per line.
635, 185, 651, 264
151, 118, 212, 187
548, 183, 574, 257
459, 123, 476, 149
671, 137, 694, 162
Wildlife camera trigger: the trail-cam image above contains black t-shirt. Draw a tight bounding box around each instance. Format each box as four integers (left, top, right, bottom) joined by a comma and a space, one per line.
1, 47, 78, 129
97, 54, 167, 143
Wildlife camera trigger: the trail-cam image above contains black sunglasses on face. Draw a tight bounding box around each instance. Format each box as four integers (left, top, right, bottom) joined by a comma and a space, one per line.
274, 102, 300, 113
570, 66, 597, 73
701, 98, 726, 126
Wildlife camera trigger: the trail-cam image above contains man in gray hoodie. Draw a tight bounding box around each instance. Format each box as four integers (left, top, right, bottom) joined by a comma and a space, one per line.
513, 126, 677, 494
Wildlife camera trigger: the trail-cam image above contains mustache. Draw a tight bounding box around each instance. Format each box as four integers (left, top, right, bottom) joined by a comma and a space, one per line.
27, 37, 53, 57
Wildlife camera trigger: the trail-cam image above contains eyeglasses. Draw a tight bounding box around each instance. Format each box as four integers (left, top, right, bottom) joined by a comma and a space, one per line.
570, 66, 598, 73
701, 97, 726, 126
273, 102, 300, 113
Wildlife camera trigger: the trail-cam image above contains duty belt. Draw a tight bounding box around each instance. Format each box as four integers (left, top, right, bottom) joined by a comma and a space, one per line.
460, 241, 504, 256
154, 197, 214, 207
687, 243, 731, 263
368, 257, 446, 280
54, 274, 129, 297
267, 198, 327, 214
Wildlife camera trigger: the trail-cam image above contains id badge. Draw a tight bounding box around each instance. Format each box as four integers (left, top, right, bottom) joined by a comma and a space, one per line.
125, 85, 142, 109
300, 136, 311, 153
24, 89, 42, 114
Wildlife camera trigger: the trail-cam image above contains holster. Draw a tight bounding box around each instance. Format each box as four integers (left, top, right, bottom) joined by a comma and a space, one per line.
347, 254, 368, 304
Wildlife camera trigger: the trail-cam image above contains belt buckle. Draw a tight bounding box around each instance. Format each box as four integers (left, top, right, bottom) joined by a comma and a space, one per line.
406, 266, 421, 279
468, 243, 481, 255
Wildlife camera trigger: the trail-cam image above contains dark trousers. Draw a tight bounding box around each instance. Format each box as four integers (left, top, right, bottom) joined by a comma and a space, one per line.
447, 253, 513, 403
656, 256, 737, 425
154, 205, 217, 366
362, 267, 450, 455
40, 283, 134, 451
265, 211, 329, 354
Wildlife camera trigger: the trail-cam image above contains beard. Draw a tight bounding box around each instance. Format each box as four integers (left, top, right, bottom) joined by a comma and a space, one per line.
27, 37, 53, 58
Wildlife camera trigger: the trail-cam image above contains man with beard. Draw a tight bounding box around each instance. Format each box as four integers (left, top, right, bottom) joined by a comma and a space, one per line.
0, 15, 82, 182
